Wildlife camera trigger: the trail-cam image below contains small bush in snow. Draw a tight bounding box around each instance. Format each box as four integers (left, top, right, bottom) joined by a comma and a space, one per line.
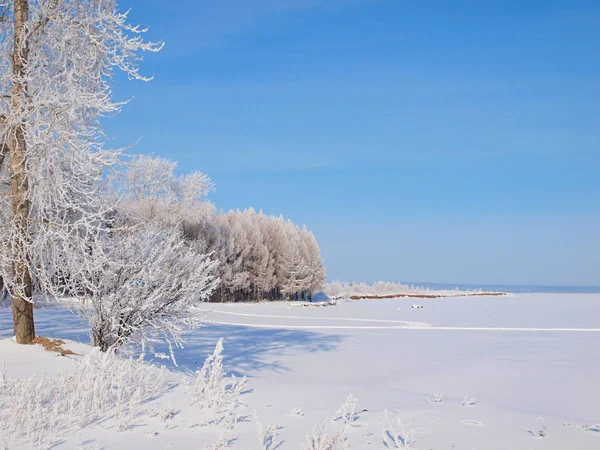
204, 435, 231, 450
189, 338, 247, 427
382, 410, 415, 449
529, 425, 546, 438
254, 411, 281, 450
461, 395, 477, 407
426, 391, 443, 403
300, 420, 347, 450
289, 406, 305, 417
299, 396, 358, 450
159, 404, 177, 430
332, 394, 359, 426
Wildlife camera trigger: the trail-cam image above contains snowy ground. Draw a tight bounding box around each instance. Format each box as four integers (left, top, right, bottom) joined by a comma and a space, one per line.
1, 293, 600, 449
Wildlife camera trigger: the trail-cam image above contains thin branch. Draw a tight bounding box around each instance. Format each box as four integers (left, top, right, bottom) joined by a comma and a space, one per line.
0, 140, 6, 171
0, 4, 9, 23
25, 0, 60, 40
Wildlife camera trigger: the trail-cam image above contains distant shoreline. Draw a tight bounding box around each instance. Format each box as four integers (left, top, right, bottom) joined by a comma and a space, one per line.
392, 282, 600, 294
346, 292, 508, 300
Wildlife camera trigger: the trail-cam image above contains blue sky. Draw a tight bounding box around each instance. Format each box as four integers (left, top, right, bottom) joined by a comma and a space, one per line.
106, 0, 600, 286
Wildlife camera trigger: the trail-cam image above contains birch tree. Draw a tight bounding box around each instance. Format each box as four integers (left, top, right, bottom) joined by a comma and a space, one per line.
0, 0, 161, 343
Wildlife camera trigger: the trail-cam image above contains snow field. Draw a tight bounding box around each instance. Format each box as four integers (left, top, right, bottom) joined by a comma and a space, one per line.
1, 293, 599, 449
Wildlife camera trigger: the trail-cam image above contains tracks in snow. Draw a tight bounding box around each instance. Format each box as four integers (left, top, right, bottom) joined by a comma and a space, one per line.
195, 309, 430, 326
196, 308, 600, 332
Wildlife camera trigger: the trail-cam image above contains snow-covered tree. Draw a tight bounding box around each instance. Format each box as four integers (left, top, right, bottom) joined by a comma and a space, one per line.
255, 211, 277, 299
83, 224, 218, 354
302, 226, 326, 299
118, 154, 215, 227
222, 211, 251, 301
263, 214, 288, 299
81, 154, 220, 353
280, 220, 311, 299
0, 0, 161, 343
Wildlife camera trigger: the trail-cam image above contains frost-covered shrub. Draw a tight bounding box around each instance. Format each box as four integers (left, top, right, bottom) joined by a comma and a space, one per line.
0, 348, 168, 447
332, 395, 359, 426
204, 435, 231, 450
254, 411, 281, 450
382, 410, 416, 450
188, 339, 247, 427
81, 225, 218, 354
461, 395, 477, 407
299, 396, 358, 450
426, 391, 443, 403
529, 425, 546, 438
300, 420, 347, 450
289, 406, 305, 417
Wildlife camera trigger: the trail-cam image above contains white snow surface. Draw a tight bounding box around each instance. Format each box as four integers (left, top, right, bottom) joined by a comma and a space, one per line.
1, 293, 600, 449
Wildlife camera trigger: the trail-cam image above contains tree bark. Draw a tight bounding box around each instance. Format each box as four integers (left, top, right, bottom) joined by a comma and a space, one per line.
9, 0, 35, 344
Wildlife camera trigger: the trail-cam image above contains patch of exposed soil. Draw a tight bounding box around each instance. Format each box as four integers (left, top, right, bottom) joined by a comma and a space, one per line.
30, 336, 79, 356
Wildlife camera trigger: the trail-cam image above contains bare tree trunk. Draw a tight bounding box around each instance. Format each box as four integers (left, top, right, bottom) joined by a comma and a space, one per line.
9, 0, 35, 344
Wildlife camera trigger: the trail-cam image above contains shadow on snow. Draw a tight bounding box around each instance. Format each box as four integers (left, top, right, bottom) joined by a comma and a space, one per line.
1, 307, 344, 378
0, 306, 91, 343
154, 323, 344, 378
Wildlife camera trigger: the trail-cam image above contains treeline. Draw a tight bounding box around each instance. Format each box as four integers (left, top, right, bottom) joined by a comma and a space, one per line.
0, 155, 326, 306
185, 209, 324, 302
116, 156, 325, 303
323, 280, 481, 299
